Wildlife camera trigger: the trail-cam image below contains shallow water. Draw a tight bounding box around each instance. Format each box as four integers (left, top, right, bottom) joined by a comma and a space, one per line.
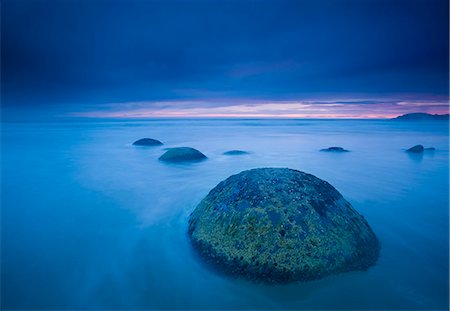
1, 119, 449, 310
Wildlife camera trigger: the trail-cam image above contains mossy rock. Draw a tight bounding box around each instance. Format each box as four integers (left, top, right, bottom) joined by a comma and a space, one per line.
188, 168, 380, 283
159, 147, 207, 163
133, 138, 163, 146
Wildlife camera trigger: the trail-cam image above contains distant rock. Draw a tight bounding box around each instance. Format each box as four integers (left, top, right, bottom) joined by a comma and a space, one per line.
406, 145, 436, 153
189, 168, 380, 283
406, 145, 424, 153
393, 113, 449, 121
133, 138, 163, 146
320, 147, 349, 152
159, 147, 207, 163
223, 150, 250, 155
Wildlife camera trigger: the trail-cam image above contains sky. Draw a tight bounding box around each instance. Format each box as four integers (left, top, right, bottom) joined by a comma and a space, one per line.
2, 0, 449, 120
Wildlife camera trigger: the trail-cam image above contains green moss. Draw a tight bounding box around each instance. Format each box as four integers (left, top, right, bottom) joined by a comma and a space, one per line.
188, 168, 380, 283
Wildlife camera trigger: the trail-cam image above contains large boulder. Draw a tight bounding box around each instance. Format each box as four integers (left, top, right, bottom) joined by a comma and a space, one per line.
188, 168, 380, 283
159, 147, 207, 163
133, 138, 163, 146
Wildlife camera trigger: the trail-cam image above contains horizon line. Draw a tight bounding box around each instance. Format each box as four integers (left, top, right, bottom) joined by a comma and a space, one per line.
65, 98, 449, 120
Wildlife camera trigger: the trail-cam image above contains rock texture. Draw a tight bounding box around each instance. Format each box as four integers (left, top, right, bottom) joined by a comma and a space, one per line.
159, 147, 207, 163
188, 168, 380, 283
320, 147, 349, 152
133, 138, 163, 146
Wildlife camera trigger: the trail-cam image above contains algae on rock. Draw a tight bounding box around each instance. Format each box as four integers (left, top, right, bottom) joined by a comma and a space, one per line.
188, 168, 380, 283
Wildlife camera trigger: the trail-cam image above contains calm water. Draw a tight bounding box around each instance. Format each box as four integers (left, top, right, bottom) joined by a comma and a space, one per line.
1, 119, 449, 310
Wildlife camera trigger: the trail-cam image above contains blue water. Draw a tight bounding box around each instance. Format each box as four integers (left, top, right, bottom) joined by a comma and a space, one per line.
1, 119, 449, 310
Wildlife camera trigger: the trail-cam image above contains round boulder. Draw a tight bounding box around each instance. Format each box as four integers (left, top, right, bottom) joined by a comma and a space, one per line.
188, 168, 380, 283
133, 138, 163, 146
159, 147, 207, 163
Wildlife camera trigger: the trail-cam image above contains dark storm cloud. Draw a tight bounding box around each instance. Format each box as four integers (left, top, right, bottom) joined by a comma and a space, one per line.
1, 0, 449, 117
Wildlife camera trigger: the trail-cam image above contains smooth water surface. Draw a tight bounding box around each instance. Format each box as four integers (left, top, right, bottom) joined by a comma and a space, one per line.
1, 119, 449, 309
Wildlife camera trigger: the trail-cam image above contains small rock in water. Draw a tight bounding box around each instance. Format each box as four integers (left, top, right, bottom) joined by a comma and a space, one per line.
320, 146, 349, 152
188, 168, 380, 283
133, 138, 163, 146
159, 147, 207, 163
223, 150, 250, 155
406, 145, 424, 153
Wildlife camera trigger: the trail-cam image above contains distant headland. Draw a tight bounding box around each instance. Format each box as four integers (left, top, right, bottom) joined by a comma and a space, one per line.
393, 113, 449, 121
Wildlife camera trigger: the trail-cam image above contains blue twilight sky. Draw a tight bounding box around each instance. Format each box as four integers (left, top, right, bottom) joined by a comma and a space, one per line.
1, 0, 449, 120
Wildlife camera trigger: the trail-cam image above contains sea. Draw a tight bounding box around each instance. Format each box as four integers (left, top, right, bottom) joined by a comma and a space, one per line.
1, 119, 449, 310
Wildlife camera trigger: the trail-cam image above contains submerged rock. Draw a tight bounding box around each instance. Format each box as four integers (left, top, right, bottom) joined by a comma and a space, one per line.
188, 168, 380, 283
406, 145, 424, 153
159, 147, 207, 163
223, 150, 250, 155
133, 138, 163, 146
320, 146, 349, 152
406, 145, 436, 153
